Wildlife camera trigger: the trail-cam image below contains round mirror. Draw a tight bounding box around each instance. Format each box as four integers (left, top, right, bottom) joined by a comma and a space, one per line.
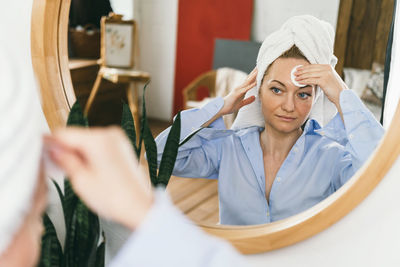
31, 0, 400, 254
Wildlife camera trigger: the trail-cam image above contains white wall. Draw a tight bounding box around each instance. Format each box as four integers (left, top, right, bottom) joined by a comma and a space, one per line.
134, 0, 178, 121
251, 0, 340, 42
110, 0, 134, 19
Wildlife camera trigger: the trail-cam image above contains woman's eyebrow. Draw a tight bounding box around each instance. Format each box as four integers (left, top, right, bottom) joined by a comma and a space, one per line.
270, 80, 312, 90
271, 80, 286, 87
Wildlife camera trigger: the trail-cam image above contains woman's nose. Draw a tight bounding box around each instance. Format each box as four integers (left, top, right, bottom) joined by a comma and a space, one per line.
282, 95, 295, 112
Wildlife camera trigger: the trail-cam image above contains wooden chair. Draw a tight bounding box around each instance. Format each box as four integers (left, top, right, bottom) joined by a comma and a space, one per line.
183, 70, 217, 109
182, 68, 247, 128
84, 13, 150, 138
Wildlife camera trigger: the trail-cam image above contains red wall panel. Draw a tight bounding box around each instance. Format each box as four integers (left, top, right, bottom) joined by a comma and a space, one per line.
173, 0, 253, 115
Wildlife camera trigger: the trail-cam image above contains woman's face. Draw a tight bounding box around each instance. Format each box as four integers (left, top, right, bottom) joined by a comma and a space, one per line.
259, 57, 315, 134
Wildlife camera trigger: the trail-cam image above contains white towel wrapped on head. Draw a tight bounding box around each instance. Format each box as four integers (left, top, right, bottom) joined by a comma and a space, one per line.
231, 15, 338, 130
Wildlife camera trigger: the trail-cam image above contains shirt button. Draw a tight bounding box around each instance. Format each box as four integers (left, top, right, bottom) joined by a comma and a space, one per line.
349, 134, 354, 140
267, 211, 270, 216
293, 147, 299, 153
276, 177, 281, 182
320, 131, 325, 136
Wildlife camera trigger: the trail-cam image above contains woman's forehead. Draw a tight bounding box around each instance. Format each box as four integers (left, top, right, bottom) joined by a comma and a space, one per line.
267, 58, 310, 77
263, 58, 311, 88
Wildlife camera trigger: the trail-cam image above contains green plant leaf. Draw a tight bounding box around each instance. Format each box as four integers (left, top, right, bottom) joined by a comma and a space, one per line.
61, 185, 76, 265
141, 82, 158, 186
66, 200, 100, 267
157, 112, 181, 186
63, 100, 87, 250
179, 127, 204, 147
63, 179, 78, 237
64, 200, 77, 267
94, 238, 106, 267
64, 100, 86, 240
38, 214, 63, 267
143, 119, 158, 186
77, 201, 100, 267
51, 180, 65, 212
138, 82, 150, 157
67, 101, 88, 127
121, 102, 139, 157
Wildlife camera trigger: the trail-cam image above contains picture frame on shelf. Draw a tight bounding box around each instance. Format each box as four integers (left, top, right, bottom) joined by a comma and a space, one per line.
101, 13, 136, 68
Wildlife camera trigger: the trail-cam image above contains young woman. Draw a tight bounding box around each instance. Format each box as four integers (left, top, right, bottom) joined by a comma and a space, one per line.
0, 40, 244, 267
155, 16, 384, 225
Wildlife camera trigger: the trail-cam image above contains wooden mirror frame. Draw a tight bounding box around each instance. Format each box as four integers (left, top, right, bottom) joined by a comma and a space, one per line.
31, 0, 400, 254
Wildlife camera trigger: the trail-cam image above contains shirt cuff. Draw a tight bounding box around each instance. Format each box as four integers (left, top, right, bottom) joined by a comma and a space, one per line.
339, 89, 382, 133
318, 113, 347, 145
340, 89, 367, 113
317, 90, 383, 144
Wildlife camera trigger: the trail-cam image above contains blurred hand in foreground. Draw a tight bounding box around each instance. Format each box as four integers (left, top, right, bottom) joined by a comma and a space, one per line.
44, 127, 154, 230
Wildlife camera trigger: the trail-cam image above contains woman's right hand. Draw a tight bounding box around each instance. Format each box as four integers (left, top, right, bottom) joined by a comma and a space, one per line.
219, 68, 257, 116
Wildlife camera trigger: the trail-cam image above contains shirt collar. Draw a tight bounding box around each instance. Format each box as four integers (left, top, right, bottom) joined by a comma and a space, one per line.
303, 118, 321, 134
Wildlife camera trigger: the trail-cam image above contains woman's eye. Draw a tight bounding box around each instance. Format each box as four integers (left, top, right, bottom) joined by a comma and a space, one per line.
271, 87, 281, 94
298, 92, 311, 99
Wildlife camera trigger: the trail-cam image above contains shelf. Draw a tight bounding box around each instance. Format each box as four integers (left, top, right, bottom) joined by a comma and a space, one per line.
69, 58, 100, 70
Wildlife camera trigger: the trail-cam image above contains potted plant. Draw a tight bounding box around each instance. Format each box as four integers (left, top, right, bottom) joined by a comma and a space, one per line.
38, 83, 182, 267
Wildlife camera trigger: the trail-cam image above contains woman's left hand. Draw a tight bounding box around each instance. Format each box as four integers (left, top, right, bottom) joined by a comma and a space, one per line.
294, 64, 348, 107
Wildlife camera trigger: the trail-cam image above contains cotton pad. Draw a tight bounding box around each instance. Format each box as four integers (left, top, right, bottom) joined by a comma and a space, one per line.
291, 65, 304, 87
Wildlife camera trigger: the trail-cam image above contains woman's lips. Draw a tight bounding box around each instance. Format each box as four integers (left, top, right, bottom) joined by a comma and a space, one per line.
276, 115, 296, 122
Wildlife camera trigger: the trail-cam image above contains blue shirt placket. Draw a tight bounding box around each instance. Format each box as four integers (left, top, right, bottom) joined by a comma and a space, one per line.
239, 130, 271, 222
271, 139, 302, 218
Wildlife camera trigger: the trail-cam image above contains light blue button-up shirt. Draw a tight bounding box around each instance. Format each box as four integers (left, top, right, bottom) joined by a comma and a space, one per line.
155, 90, 384, 225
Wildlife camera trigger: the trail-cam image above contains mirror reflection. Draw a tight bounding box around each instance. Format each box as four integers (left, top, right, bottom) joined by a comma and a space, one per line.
66, 0, 393, 226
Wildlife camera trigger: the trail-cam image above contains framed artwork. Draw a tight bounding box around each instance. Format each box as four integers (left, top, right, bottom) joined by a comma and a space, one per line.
101, 15, 136, 68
